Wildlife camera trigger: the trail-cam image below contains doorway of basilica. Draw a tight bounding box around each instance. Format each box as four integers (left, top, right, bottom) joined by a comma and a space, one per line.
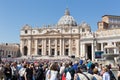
86, 44, 92, 60
65, 49, 69, 56
38, 49, 42, 55
24, 46, 28, 56
51, 49, 55, 56
57, 51, 60, 55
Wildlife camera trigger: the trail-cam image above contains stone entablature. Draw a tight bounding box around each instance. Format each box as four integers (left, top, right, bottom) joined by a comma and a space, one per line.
81, 28, 120, 39
20, 24, 90, 36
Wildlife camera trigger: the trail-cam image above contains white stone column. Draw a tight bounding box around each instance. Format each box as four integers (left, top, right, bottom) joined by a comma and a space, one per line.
80, 43, 83, 59
60, 39, 62, 56
55, 39, 57, 56
76, 39, 80, 57
42, 39, 44, 55
20, 40, 23, 56
80, 43, 85, 59
63, 39, 65, 56
83, 43, 85, 58
92, 43, 95, 61
49, 39, 51, 56
35, 39, 38, 55
44, 39, 46, 56
94, 44, 97, 52
101, 43, 104, 51
107, 48, 109, 54
69, 39, 71, 56
28, 39, 31, 56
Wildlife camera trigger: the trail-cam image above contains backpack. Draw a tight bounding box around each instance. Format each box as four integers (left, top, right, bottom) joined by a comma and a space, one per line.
47, 70, 51, 79
108, 70, 116, 80
18, 68, 26, 77
62, 73, 66, 80
74, 73, 80, 80
66, 71, 71, 80
35, 67, 44, 80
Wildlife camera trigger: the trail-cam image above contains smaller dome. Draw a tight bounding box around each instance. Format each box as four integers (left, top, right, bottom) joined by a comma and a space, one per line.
80, 22, 90, 29
57, 8, 77, 26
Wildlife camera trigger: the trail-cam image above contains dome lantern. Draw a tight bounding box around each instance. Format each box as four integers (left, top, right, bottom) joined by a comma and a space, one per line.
65, 8, 70, 15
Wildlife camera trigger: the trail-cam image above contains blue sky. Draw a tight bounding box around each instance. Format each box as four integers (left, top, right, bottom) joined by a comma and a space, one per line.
0, 0, 120, 43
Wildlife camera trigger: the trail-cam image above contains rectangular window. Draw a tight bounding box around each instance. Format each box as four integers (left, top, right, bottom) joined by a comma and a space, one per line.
25, 30, 28, 34
82, 28, 85, 32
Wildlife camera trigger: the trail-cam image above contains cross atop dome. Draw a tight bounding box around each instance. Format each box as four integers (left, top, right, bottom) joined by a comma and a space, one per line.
65, 8, 70, 15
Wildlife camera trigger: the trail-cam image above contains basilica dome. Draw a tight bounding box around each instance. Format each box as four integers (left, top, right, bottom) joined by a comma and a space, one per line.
57, 9, 77, 26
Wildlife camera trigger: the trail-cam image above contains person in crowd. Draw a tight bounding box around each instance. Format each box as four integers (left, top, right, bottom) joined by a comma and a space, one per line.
18, 64, 27, 80
11, 62, 18, 80
34, 62, 44, 80
74, 64, 94, 80
87, 59, 92, 70
117, 65, 120, 80
69, 62, 75, 80
25, 63, 34, 80
106, 65, 116, 80
17, 61, 22, 71
97, 64, 103, 75
79, 59, 83, 65
81, 64, 94, 80
59, 63, 65, 80
42, 64, 48, 80
46, 64, 51, 80
73, 61, 78, 72
63, 63, 72, 80
88, 63, 95, 74
0, 64, 4, 80
93, 68, 102, 80
47, 62, 59, 80
74, 66, 87, 80
4, 63, 12, 80
102, 66, 110, 80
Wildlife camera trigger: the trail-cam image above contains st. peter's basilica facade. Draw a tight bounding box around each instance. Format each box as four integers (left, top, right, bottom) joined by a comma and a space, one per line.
20, 9, 120, 61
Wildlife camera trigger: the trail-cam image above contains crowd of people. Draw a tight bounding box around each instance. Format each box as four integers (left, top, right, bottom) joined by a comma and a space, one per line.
0, 58, 120, 80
